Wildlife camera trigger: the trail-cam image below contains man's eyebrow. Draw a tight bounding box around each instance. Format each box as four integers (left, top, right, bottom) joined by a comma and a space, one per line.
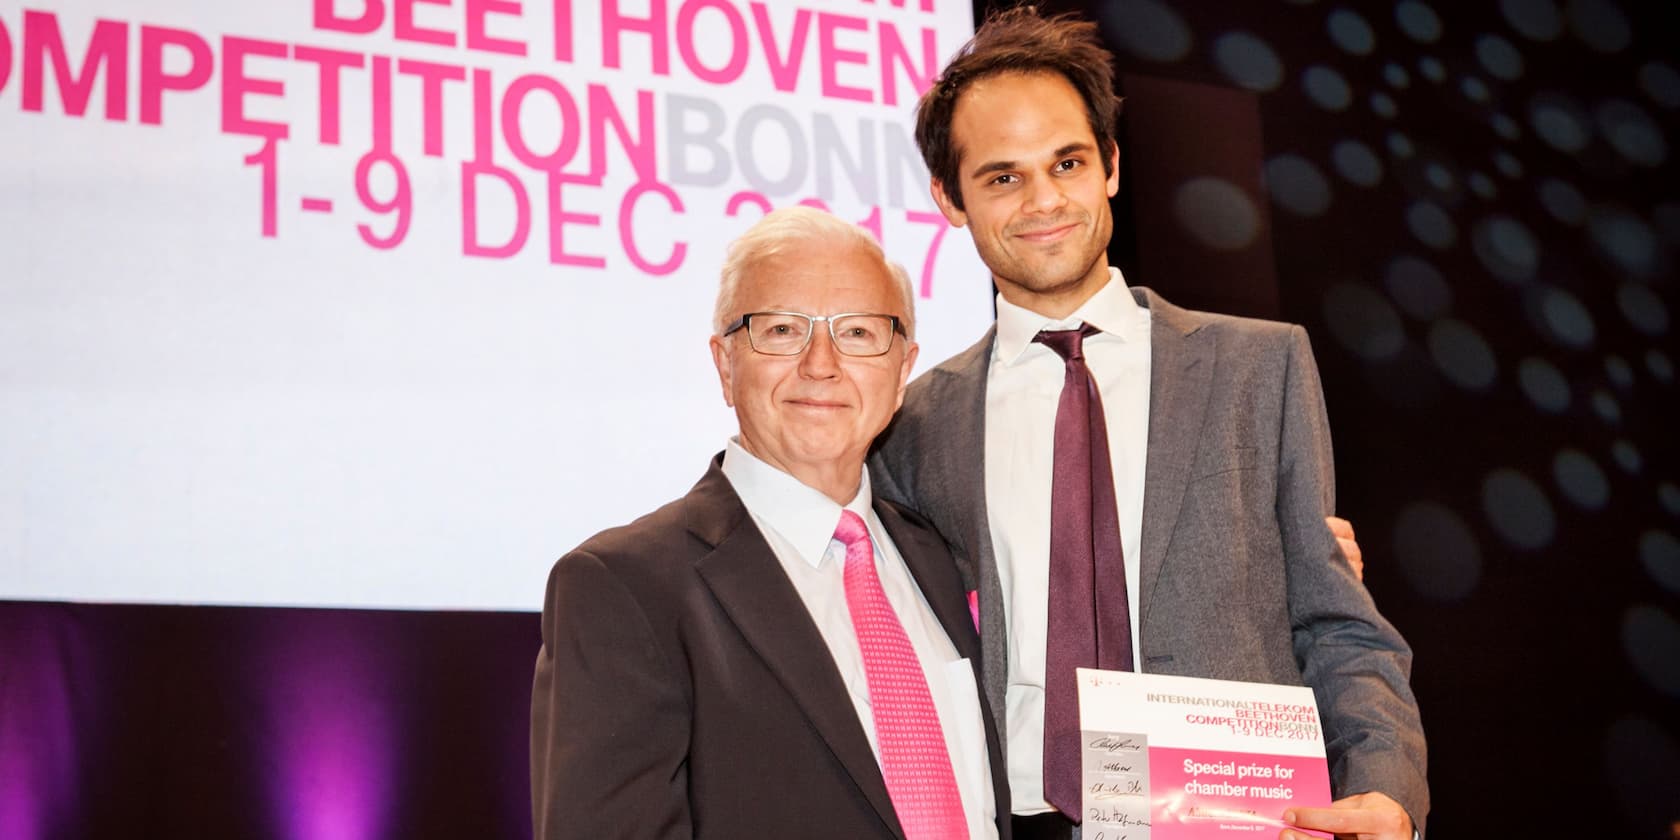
965, 143, 1098, 180
968, 159, 1018, 180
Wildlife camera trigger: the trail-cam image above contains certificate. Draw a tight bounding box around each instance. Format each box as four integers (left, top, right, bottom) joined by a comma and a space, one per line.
1077, 668, 1332, 839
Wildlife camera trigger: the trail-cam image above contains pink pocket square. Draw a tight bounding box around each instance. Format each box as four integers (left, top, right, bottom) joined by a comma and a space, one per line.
966, 590, 980, 634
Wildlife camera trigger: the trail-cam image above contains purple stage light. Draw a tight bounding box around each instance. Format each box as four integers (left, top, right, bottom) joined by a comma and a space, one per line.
0, 608, 83, 840
259, 612, 400, 840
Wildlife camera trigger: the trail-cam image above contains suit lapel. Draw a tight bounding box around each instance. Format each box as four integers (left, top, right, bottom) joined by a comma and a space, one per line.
686, 464, 905, 840
927, 327, 1014, 749
921, 328, 997, 587
876, 501, 975, 661
1135, 288, 1214, 637
923, 329, 1012, 732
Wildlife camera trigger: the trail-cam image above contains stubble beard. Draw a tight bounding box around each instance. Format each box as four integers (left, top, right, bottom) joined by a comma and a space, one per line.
994, 215, 1112, 307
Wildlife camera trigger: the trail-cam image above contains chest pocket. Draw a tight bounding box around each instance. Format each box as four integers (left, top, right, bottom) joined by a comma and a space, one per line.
1193, 444, 1258, 480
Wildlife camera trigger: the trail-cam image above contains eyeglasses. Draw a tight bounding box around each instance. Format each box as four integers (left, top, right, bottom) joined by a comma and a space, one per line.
722, 311, 906, 357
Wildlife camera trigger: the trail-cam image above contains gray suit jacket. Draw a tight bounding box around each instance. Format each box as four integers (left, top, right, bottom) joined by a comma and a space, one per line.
868, 286, 1429, 833
531, 457, 1012, 839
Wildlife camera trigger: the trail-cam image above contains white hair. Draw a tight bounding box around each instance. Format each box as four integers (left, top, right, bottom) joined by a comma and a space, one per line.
713, 206, 916, 339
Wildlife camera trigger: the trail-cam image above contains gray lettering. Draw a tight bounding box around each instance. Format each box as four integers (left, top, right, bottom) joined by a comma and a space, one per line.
734, 104, 807, 197
813, 113, 877, 205
665, 93, 730, 187
883, 122, 929, 210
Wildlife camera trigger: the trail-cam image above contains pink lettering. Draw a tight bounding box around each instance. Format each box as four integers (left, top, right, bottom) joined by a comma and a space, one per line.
466, 0, 526, 56
724, 190, 771, 217
906, 209, 948, 297
818, 13, 871, 103
863, 0, 934, 12
551, 0, 573, 61
397, 58, 466, 156
245, 137, 279, 237
355, 150, 413, 248
139, 26, 212, 126
369, 55, 393, 148
461, 160, 531, 257
471, 67, 496, 161
602, 0, 668, 75
0, 15, 12, 95
293, 45, 363, 143
676, 0, 747, 84
395, 0, 456, 47
221, 36, 289, 138
587, 83, 655, 181
620, 181, 686, 275
878, 22, 936, 106
22, 11, 129, 120
462, 67, 532, 257
502, 74, 580, 171
751, 3, 811, 93
545, 173, 605, 268
314, 0, 384, 35
856, 205, 883, 243
315, 0, 524, 56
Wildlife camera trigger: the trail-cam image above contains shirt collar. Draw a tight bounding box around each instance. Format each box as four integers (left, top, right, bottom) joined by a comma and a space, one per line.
993, 267, 1140, 365
721, 438, 874, 568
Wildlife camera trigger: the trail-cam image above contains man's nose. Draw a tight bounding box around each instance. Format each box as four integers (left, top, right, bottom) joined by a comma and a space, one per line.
798, 325, 843, 378
1023, 175, 1067, 214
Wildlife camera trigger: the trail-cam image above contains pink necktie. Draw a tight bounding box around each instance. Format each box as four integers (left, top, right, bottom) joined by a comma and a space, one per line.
835, 510, 969, 840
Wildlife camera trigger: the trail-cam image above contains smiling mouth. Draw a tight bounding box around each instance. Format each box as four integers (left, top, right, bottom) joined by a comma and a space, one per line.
1014, 222, 1079, 243
786, 399, 849, 410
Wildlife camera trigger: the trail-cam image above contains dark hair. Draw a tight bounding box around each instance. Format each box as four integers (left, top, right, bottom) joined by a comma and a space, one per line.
914, 6, 1120, 212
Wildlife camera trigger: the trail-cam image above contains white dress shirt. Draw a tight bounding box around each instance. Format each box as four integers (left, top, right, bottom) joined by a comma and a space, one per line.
983, 269, 1152, 815
721, 440, 998, 839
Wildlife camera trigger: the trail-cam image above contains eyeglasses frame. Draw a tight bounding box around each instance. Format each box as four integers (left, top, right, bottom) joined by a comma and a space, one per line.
720, 310, 907, 357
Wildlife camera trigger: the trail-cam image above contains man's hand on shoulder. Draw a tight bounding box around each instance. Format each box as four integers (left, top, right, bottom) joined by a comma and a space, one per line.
1325, 515, 1364, 582
1281, 791, 1413, 840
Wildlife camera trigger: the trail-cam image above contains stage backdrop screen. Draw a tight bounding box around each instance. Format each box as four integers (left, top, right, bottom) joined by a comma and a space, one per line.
0, 0, 992, 610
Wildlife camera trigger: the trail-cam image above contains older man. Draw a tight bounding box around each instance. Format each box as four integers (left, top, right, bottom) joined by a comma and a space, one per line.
531, 207, 1008, 839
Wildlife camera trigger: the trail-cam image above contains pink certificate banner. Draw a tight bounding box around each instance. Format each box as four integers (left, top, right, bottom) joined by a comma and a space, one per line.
1148, 747, 1330, 838
1077, 668, 1332, 839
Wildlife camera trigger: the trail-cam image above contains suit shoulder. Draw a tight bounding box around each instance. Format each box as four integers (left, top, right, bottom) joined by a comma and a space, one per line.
907, 330, 992, 391
896, 330, 991, 429
1185, 306, 1299, 338
1179, 308, 1309, 360
555, 493, 697, 581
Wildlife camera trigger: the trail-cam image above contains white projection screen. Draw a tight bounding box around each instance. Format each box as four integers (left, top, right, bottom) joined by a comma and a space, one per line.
0, 1, 991, 610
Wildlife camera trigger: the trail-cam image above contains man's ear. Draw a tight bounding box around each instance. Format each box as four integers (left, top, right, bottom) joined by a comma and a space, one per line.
1105, 143, 1121, 199
893, 341, 920, 412
709, 335, 736, 408
931, 179, 968, 228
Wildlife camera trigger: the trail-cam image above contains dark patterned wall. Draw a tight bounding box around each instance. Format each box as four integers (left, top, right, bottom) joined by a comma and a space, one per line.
1029, 0, 1678, 835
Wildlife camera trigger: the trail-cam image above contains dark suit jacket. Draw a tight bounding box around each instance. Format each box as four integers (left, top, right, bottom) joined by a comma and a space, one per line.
531, 456, 1012, 839
868, 287, 1429, 834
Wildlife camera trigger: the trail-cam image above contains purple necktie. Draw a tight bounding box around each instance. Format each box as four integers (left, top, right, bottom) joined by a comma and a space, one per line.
835, 510, 970, 840
1035, 324, 1133, 822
